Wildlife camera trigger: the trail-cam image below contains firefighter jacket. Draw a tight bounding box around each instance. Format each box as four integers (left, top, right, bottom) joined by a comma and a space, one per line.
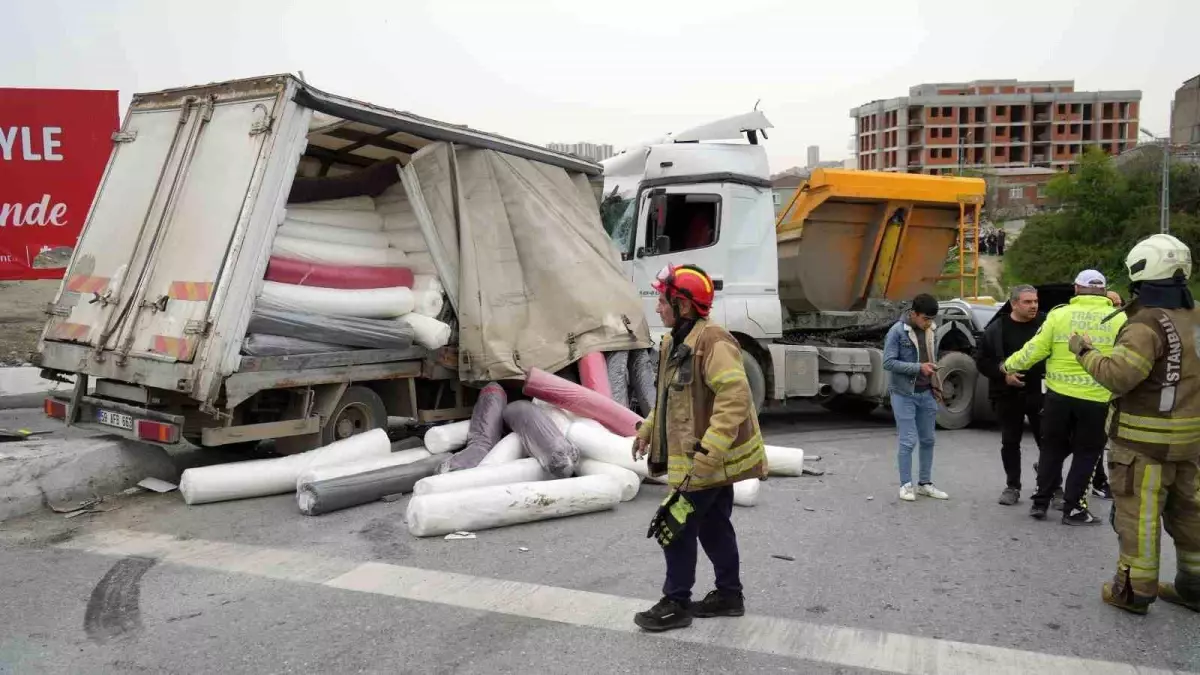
1078, 305, 1200, 462
636, 319, 767, 491
1004, 294, 1127, 403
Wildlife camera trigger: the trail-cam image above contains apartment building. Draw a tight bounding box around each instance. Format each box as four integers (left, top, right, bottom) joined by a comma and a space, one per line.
851, 80, 1141, 175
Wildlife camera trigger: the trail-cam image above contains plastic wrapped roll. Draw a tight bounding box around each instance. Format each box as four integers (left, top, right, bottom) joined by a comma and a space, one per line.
733, 478, 762, 507
578, 352, 613, 399
424, 420, 470, 454
242, 333, 350, 356
405, 475, 623, 537
180, 428, 391, 505
248, 299, 415, 350
575, 459, 640, 502
442, 383, 506, 472
297, 455, 443, 516
279, 219, 391, 248
260, 281, 415, 319
412, 275, 444, 295
284, 207, 384, 231
530, 399, 576, 435
503, 401, 579, 479
264, 257, 414, 290
477, 433, 525, 466
295, 448, 432, 491
413, 458, 551, 496
413, 290, 444, 318
398, 313, 451, 349
290, 195, 375, 212
386, 231, 428, 252
628, 348, 658, 417
565, 418, 654, 480
273, 235, 408, 267
406, 252, 437, 274
606, 350, 631, 409
523, 367, 643, 437
766, 445, 805, 477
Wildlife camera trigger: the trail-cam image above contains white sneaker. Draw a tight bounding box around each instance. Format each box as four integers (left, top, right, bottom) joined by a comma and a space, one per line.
917, 483, 949, 500
899, 483, 916, 502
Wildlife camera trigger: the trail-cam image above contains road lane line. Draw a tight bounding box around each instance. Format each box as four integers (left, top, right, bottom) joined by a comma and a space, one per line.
56, 528, 1193, 675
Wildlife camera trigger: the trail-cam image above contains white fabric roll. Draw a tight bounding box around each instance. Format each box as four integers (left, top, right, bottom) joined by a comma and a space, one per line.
405, 475, 622, 537
180, 428, 391, 505
413, 457, 551, 496
284, 207, 384, 231
280, 219, 390, 248
273, 235, 408, 267
425, 420, 470, 454
413, 290, 444, 318
406, 252, 437, 274
565, 418, 652, 479
733, 478, 762, 507
260, 281, 415, 319
412, 275, 443, 295
477, 433, 525, 466
295, 447, 432, 491
291, 196, 376, 212
766, 444, 805, 477
398, 313, 452, 349
382, 211, 421, 230
575, 459, 640, 502
386, 231, 428, 253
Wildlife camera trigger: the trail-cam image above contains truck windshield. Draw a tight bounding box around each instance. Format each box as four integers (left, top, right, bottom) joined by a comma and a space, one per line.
601, 195, 637, 255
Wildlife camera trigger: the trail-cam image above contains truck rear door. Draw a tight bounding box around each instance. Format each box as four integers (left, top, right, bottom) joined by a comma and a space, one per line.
45, 79, 289, 367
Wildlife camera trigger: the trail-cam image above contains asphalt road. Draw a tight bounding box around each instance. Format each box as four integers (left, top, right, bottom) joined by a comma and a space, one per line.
1, 405, 1198, 674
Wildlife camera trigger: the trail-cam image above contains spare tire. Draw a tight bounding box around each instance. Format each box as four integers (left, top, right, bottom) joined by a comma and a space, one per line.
935, 351, 978, 430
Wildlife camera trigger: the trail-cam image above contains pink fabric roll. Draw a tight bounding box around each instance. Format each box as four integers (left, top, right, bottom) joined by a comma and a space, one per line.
265, 256, 414, 289
523, 367, 643, 437
577, 352, 613, 399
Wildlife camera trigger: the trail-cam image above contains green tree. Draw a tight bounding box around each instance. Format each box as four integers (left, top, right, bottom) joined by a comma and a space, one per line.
1004, 147, 1200, 294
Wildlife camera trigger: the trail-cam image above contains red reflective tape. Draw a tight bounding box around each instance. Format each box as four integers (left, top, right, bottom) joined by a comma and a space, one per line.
167, 281, 213, 301
65, 275, 110, 294
150, 335, 195, 360
49, 322, 91, 341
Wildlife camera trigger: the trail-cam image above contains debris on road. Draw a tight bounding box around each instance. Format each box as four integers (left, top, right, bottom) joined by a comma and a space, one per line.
444, 531, 476, 540
771, 554, 796, 561
137, 477, 178, 493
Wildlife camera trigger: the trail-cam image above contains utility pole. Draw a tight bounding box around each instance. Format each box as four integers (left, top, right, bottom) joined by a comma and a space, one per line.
1140, 128, 1170, 234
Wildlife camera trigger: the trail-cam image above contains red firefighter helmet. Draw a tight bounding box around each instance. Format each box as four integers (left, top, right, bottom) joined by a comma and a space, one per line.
653, 264, 715, 317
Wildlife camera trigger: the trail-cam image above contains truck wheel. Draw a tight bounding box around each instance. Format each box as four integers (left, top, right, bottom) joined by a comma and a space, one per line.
935, 352, 977, 430
323, 385, 388, 445
742, 351, 767, 413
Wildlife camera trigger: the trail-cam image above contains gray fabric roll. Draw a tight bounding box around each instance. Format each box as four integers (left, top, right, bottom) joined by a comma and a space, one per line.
502, 400, 579, 479
629, 348, 658, 417
606, 350, 631, 409
443, 383, 507, 472
249, 298, 415, 350
297, 454, 442, 516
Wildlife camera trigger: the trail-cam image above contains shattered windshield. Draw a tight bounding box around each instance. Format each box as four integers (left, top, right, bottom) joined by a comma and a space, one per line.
600, 194, 637, 255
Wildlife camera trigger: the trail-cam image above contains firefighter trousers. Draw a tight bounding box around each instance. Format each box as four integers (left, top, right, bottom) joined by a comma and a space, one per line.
1107, 446, 1200, 602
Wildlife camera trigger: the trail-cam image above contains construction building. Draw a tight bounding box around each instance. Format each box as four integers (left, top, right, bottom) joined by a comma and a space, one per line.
1172, 75, 1200, 144
851, 80, 1141, 175
546, 142, 614, 163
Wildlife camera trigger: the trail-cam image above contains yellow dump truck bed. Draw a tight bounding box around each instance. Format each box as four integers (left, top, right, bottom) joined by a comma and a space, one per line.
775, 169, 985, 313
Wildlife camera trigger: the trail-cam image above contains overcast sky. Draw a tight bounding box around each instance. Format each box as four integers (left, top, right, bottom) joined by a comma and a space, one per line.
5, 0, 1196, 171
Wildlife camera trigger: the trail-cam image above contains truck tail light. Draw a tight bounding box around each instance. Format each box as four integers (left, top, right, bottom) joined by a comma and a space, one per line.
135, 419, 179, 444
44, 398, 67, 419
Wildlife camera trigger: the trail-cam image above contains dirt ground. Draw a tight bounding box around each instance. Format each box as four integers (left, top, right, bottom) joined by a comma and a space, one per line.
0, 280, 59, 366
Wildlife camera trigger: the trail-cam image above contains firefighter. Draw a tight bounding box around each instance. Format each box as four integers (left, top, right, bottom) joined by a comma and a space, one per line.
1071, 234, 1200, 614
632, 264, 768, 632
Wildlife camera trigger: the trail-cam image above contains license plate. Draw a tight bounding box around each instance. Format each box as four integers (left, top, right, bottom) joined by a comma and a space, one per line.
97, 409, 134, 431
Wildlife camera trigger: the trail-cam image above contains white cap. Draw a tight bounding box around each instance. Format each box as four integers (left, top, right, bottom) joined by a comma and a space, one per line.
1074, 269, 1107, 288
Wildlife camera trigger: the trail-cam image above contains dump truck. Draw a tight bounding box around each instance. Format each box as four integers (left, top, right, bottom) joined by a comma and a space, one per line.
601, 113, 989, 428
35, 74, 649, 451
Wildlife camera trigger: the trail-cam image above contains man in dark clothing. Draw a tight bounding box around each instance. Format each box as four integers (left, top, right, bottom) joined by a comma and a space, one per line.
977, 285, 1045, 505
997, 229, 1007, 256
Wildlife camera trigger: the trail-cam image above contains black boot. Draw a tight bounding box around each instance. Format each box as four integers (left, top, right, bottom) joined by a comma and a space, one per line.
634, 597, 693, 632
1063, 506, 1102, 526
692, 590, 745, 618
1030, 503, 1048, 520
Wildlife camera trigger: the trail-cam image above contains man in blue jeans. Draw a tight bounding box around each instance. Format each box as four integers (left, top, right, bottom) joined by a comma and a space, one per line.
883, 293, 950, 502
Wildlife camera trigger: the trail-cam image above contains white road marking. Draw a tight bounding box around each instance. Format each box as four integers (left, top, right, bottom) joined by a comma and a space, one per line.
57, 528, 1192, 675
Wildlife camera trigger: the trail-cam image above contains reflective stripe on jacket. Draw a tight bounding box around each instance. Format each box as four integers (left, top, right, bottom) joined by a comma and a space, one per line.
1004, 294, 1126, 403
1079, 306, 1200, 462
635, 319, 767, 490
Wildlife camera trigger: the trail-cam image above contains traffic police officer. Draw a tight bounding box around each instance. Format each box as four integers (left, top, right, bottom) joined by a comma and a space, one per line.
1072, 234, 1200, 614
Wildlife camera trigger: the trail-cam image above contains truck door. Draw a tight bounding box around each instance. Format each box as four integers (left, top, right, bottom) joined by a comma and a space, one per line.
631, 187, 727, 332
45, 85, 285, 365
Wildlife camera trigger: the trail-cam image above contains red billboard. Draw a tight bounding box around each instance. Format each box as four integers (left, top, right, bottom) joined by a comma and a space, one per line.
0, 88, 119, 280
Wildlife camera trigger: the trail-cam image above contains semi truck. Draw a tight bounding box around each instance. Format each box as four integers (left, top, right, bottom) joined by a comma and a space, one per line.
35, 74, 649, 451
601, 112, 991, 428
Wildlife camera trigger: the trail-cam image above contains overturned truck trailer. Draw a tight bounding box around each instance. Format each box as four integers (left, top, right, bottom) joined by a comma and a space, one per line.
37, 74, 649, 452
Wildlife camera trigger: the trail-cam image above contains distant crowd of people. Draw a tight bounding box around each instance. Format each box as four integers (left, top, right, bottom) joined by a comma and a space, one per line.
980, 227, 1006, 256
